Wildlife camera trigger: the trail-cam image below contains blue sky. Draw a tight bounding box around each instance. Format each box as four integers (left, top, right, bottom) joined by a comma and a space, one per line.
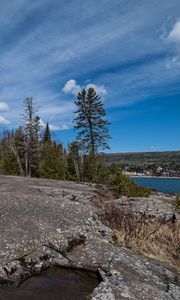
0, 0, 180, 152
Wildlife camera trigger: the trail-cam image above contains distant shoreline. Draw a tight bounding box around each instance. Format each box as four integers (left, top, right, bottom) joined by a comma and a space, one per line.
130, 175, 180, 179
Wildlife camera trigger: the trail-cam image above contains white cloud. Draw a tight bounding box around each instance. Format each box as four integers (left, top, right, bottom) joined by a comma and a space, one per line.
86, 83, 107, 95
62, 79, 107, 96
166, 21, 180, 68
0, 116, 11, 125
149, 145, 159, 151
167, 21, 180, 44
39, 118, 46, 128
0, 0, 180, 129
49, 124, 69, 131
62, 79, 81, 95
166, 55, 180, 68
39, 118, 69, 131
0, 102, 9, 111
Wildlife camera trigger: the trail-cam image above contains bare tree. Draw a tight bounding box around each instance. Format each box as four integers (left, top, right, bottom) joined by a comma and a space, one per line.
22, 97, 40, 177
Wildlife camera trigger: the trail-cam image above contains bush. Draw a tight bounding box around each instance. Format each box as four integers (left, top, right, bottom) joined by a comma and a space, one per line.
68, 158, 151, 198
107, 164, 151, 197
174, 197, 180, 210
127, 186, 152, 197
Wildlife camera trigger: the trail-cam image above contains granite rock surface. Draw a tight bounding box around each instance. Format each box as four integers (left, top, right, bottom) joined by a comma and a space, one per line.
0, 175, 179, 299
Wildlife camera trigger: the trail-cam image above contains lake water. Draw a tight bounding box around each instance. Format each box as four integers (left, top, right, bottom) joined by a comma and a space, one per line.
131, 177, 180, 194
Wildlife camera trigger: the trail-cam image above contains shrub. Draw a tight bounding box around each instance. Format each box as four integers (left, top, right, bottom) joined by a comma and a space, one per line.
107, 164, 151, 197
174, 197, 180, 210
127, 186, 152, 197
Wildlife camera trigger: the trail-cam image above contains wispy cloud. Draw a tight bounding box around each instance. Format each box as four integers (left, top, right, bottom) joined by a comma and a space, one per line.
149, 145, 160, 151
167, 21, 180, 44
40, 118, 69, 131
0, 116, 10, 125
0, 102, 9, 111
50, 124, 69, 131
0, 0, 179, 131
166, 20, 180, 68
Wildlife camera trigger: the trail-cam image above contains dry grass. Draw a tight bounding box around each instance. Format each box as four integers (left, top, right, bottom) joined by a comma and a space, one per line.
100, 202, 180, 268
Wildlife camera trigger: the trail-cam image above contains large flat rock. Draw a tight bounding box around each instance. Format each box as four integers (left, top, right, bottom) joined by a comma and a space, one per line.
0, 175, 179, 299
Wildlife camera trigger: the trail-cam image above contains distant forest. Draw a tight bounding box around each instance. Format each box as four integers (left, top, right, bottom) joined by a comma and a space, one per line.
103, 151, 180, 172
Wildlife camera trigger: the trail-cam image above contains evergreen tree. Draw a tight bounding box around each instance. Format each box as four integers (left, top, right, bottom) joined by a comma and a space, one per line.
81, 154, 109, 182
43, 122, 51, 143
0, 131, 19, 175
39, 141, 67, 180
39, 126, 67, 179
74, 88, 110, 155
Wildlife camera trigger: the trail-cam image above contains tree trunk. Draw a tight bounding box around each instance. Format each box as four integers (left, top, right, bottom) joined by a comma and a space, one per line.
25, 152, 28, 176
88, 118, 95, 156
11, 140, 24, 176
73, 160, 80, 181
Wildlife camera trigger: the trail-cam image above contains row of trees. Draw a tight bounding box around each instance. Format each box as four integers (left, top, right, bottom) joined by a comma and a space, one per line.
0, 88, 110, 180
0, 88, 151, 197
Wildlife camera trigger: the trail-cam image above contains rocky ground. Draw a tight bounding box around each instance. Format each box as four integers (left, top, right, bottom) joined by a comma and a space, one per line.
104, 192, 179, 221
0, 175, 179, 299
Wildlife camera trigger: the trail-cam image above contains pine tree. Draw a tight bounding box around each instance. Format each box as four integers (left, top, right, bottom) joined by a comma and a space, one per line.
0, 130, 20, 175
39, 125, 67, 179
74, 88, 110, 155
39, 141, 67, 180
43, 122, 51, 144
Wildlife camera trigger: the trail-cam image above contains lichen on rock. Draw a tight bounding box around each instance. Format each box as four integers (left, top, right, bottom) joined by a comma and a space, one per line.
0, 175, 179, 299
